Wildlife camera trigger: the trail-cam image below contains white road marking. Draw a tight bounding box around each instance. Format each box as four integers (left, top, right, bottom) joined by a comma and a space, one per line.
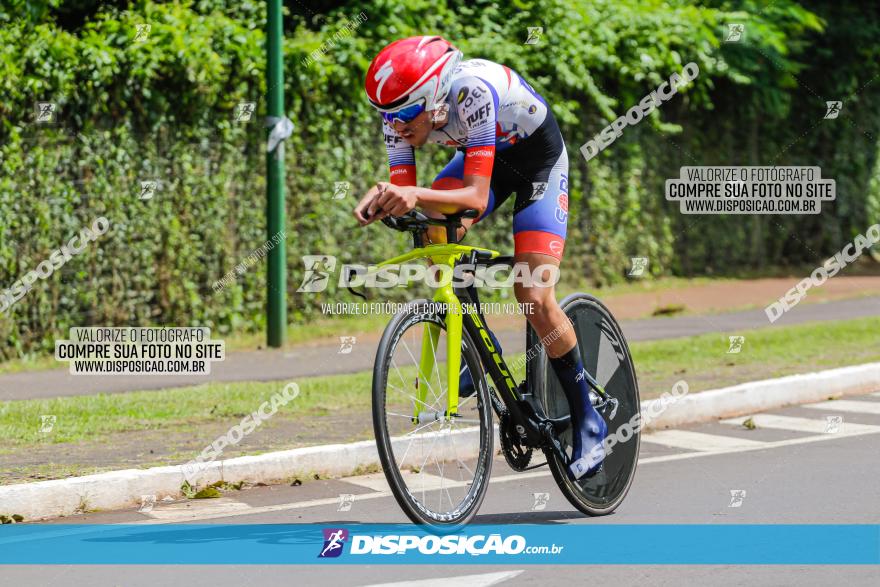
144, 497, 252, 521
343, 472, 393, 492
130, 469, 551, 525
641, 429, 766, 451
124, 421, 880, 524
721, 413, 880, 435
361, 570, 524, 587
345, 471, 450, 492
802, 399, 880, 415
0, 395, 831, 526
639, 423, 880, 465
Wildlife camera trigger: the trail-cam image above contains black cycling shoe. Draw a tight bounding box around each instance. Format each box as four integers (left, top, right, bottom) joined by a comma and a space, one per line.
547, 345, 609, 480
568, 408, 607, 479
459, 363, 476, 397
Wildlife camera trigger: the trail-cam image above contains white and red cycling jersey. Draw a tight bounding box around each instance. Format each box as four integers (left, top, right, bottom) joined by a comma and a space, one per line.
381, 58, 570, 261
383, 58, 550, 185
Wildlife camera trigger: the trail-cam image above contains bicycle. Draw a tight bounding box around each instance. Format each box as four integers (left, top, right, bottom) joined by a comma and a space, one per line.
364, 209, 640, 527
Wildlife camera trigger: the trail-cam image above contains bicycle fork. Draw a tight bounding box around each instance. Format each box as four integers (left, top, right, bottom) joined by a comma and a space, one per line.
413, 256, 461, 423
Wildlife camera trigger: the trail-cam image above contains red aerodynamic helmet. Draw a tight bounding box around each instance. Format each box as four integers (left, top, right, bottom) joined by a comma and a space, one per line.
365, 36, 462, 118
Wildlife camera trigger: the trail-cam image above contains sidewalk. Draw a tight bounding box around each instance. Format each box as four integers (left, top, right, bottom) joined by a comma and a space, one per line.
3, 364, 878, 521
1, 294, 878, 401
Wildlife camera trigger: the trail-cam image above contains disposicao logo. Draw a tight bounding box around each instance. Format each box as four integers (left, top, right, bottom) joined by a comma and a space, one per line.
318, 528, 348, 558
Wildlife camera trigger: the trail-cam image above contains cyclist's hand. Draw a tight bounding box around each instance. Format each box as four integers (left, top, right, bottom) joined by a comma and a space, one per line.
370, 182, 417, 218
353, 188, 381, 226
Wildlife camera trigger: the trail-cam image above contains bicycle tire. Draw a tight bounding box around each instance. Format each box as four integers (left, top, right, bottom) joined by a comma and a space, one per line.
372, 300, 494, 527
534, 293, 641, 516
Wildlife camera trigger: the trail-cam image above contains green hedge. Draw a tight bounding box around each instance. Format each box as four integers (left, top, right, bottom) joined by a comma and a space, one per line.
0, 0, 878, 359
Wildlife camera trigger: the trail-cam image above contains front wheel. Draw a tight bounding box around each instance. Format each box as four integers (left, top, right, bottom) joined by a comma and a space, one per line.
372, 300, 494, 527
532, 293, 641, 516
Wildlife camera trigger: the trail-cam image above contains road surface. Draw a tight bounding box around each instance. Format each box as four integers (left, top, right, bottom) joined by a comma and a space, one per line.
10, 392, 880, 586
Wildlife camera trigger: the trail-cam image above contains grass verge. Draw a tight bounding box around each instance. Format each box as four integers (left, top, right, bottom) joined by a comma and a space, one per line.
9, 273, 873, 375
1, 315, 878, 482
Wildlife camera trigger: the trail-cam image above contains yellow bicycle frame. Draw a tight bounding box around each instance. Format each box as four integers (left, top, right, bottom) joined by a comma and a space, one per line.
373, 244, 499, 422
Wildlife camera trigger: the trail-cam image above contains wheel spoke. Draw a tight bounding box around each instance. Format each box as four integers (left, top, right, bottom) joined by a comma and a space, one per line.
400, 339, 441, 406
403, 418, 442, 437
417, 428, 443, 503
387, 380, 439, 412
447, 426, 475, 479
377, 310, 495, 524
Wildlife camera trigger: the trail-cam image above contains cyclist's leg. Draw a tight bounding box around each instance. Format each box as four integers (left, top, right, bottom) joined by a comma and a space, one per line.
427, 150, 502, 242
511, 148, 606, 478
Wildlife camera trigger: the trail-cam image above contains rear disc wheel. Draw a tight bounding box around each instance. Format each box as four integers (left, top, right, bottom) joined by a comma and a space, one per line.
533, 294, 641, 515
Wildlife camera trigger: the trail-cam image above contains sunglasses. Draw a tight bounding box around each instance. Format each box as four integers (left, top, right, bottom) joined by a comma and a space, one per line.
382, 99, 427, 125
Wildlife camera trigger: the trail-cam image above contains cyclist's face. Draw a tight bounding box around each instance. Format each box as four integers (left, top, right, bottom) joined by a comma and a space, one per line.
392, 110, 433, 147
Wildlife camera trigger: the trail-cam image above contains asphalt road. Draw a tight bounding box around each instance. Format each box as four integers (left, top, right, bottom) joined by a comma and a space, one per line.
11, 392, 880, 586
1, 295, 878, 401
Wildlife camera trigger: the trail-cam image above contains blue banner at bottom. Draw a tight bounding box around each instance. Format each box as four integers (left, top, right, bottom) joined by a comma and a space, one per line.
0, 524, 877, 565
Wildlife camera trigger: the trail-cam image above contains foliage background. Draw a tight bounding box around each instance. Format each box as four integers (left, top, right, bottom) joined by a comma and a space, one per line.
0, 0, 878, 358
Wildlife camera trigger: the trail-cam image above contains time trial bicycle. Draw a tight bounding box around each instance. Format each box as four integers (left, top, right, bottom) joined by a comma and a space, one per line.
364, 209, 640, 527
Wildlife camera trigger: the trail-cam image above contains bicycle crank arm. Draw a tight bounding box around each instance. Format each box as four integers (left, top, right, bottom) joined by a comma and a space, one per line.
538, 421, 569, 465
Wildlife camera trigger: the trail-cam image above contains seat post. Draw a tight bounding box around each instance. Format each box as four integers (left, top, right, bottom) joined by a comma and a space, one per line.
445, 224, 459, 244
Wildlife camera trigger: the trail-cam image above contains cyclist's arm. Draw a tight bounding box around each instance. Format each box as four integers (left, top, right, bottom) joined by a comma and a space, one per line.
354, 122, 418, 225
384, 120, 417, 186
370, 78, 498, 218
406, 175, 490, 215
414, 76, 498, 215
366, 174, 490, 219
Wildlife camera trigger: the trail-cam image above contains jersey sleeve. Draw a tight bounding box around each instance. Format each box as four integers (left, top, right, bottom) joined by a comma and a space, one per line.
383, 120, 417, 186
454, 77, 498, 177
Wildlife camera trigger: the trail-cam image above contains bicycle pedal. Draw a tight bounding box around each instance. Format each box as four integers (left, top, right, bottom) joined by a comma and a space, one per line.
603, 397, 619, 420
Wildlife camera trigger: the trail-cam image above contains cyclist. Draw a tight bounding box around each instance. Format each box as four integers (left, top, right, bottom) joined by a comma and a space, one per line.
353, 36, 606, 478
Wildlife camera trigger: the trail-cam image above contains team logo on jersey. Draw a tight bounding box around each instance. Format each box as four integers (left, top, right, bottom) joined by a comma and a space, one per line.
549, 239, 564, 256
384, 133, 404, 147
462, 85, 485, 109
466, 103, 492, 125
530, 182, 548, 201
457, 87, 469, 104
557, 194, 569, 212
555, 193, 569, 223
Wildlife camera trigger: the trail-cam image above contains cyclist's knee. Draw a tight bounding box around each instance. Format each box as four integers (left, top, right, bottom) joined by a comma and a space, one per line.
431, 177, 464, 190
514, 283, 553, 317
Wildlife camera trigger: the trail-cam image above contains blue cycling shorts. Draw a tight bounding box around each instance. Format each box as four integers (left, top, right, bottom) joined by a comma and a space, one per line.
431, 111, 570, 259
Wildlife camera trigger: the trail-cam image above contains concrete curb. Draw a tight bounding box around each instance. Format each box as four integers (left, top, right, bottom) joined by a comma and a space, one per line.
2, 362, 878, 520
640, 361, 880, 432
